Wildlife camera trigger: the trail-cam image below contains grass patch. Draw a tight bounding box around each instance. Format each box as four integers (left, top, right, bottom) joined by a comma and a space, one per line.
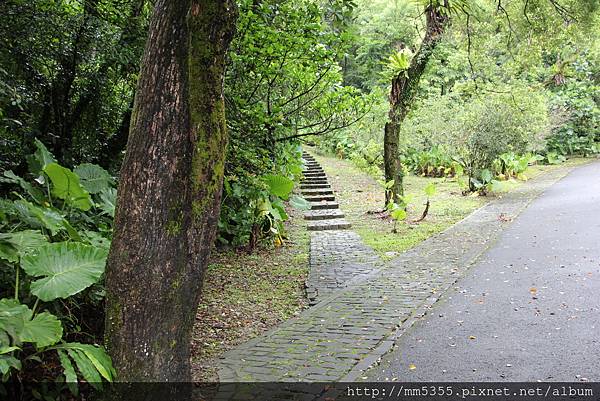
311, 148, 591, 260
191, 210, 309, 381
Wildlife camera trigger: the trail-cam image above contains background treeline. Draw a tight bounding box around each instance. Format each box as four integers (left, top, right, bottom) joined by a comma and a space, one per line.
0, 0, 367, 249
320, 0, 600, 192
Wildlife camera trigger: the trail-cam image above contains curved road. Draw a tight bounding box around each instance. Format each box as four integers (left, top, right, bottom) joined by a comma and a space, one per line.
367, 161, 600, 382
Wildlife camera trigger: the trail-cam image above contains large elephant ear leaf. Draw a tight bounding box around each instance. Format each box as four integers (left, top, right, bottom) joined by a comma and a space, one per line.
98, 188, 117, 217
20, 243, 108, 302
0, 230, 48, 257
289, 195, 311, 210
74, 164, 114, 194
27, 138, 56, 175
0, 299, 62, 348
43, 163, 93, 211
263, 174, 294, 200
20, 311, 62, 348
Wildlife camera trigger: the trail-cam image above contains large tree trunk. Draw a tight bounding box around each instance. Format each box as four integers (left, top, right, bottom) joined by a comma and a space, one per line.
384, 3, 449, 205
104, 0, 237, 395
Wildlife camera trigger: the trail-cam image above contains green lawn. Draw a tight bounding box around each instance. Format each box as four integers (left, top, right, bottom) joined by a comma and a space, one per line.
311, 148, 589, 260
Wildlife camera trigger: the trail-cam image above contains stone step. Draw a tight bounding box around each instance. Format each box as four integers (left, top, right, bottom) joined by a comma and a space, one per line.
304, 194, 335, 202
309, 201, 339, 210
300, 184, 331, 189
302, 189, 334, 196
303, 168, 324, 173
307, 219, 352, 231
304, 172, 326, 177
303, 179, 328, 184
304, 166, 322, 171
304, 209, 345, 221
304, 163, 320, 168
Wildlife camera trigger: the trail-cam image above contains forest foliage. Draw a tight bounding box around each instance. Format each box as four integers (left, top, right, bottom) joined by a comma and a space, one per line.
0, 0, 599, 394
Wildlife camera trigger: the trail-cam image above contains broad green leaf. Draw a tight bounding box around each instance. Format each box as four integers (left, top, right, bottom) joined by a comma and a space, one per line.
391, 208, 407, 221
271, 198, 288, 221
74, 164, 114, 194
0, 345, 20, 354
289, 195, 311, 210
0, 354, 21, 375
66, 348, 102, 390
424, 182, 437, 197
57, 349, 79, 395
0, 243, 18, 263
27, 139, 56, 175
0, 230, 47, 257
43, 163, 93, 211
0, 299, 28, 344
0, 299, 61, 348
20, 311, 62, 348
98, 188, 117, 217
21, 243, 108, 301
13, 200, 64, 235
480, 169, 493, 184
263, 174, 294, 200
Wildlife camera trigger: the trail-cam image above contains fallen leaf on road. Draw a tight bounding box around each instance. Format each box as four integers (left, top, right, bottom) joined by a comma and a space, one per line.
409, 364, 416, 370
529, 287, 537, 295
469, 336, 477, 340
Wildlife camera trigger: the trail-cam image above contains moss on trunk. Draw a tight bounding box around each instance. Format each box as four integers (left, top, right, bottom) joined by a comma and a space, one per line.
383, 4, 449, 206
104, 1, 237, 399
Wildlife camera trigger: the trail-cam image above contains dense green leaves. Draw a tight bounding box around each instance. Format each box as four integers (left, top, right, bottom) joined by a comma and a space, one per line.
44, 163, 93, 211
263, 175, 294, 200
0, 299, 62, 348
0, 230, 48, 261
74, 164, 114, 194
21, 242, 108, 302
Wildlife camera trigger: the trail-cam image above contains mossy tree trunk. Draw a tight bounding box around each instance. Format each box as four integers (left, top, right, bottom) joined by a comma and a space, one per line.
384, 3, 449, 205
104, 0, 237, 396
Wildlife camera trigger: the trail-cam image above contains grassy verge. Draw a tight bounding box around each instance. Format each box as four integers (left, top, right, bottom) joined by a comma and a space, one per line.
191, 209, 309, 381
311, 147, 590, 260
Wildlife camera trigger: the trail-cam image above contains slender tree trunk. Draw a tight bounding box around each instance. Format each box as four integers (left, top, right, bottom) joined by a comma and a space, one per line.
104, 0, 236, 397
384, 3, 449, 205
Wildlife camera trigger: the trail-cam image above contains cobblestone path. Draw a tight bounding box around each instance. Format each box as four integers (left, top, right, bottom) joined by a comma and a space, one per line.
301, 151, 382, 304
217, 162, 580, 386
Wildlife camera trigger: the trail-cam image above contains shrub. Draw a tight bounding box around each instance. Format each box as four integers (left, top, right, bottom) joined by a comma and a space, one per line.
0, 140, 115, 397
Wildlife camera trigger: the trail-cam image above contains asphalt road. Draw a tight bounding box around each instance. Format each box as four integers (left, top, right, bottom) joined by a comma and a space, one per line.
367, 161, 600, 382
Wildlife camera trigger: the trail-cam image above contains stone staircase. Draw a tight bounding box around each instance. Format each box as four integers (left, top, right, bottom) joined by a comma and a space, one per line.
301, 151, 351, 231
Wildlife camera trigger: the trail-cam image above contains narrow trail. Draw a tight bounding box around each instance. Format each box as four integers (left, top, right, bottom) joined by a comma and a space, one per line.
217, 156, 586, 386
301, 151, 382, 305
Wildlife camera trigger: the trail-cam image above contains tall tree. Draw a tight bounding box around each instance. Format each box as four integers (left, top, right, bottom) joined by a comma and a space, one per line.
104, 0, 237, 393
383, 0, 454, 204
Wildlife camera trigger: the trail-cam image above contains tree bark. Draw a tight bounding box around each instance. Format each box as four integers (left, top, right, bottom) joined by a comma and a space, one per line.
384, 3, 449, 205
104, 0, 237, 397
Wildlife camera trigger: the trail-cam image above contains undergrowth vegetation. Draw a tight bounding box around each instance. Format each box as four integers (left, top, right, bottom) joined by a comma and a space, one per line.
0, 141, 115, 396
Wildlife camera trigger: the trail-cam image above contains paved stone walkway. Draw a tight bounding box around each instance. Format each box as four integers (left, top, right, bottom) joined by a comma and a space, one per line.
301, 151, 382, 305
217, 162, 581, 386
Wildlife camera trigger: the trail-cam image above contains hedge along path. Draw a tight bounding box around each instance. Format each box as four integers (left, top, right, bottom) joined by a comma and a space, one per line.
217, 160, 582, 385
301, 151, 383, 305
